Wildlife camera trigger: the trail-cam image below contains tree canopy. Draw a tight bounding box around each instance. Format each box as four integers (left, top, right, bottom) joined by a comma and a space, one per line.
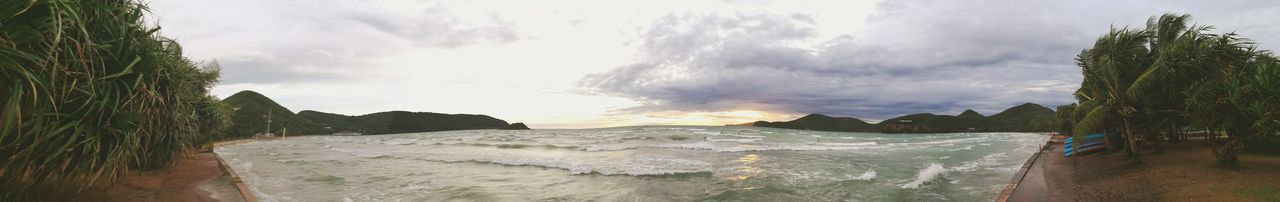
1061, 13, 1280, 167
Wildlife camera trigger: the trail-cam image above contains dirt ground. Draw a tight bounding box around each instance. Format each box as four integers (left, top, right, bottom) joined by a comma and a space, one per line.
1066, 138, 1280, 201
56, 152, 235, 202
1043, 136, 1075, 202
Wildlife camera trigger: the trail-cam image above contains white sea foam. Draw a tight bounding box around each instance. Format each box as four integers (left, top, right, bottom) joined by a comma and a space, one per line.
581, 141, 881, 152
423, 155, 713, 176
951, 152, 1007, 172
853, 169, 877, 181
893, 137, 986, 146
706, 137, 762, 142
327, 147, 391, 159
817, 142, 879, 146
951, 145, 976, 151
214, 127, 1047, 201
900, 163, 946, 189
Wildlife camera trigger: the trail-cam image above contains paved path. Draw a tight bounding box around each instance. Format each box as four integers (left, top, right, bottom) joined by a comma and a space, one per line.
1009, 145, 1049, 201
1008, 136, 1073, 202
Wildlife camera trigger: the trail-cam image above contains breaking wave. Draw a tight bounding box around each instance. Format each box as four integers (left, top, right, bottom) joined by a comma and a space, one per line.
900, 163, 947, 189
853, 169, 877, 181
416, 155, 714, 176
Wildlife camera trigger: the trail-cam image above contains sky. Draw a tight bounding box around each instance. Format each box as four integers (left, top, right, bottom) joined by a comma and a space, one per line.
147, 0, 1280, 128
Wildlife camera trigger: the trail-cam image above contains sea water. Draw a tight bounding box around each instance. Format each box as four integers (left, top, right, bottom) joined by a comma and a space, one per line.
215, 126, 1046, 201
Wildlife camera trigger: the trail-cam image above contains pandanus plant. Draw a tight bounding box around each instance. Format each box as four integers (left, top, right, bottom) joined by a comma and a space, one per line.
1, 0, 229, 199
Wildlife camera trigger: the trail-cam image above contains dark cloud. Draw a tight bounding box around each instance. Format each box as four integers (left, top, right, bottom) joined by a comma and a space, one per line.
150, 1, 520, 85
215, 49, 365, 84
580, 0, 1280, 120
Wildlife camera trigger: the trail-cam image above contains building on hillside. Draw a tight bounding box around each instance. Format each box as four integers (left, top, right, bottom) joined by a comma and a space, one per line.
332, 131, 363, 136
254, 132, 277, 138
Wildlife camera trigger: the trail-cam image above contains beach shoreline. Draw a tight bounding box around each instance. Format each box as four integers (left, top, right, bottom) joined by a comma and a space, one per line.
999, 135, 1073, 202
41, 138, 271, 202
67, 133, 1280, 202
1007, 136, 1280, 201
52, 152, 238, 202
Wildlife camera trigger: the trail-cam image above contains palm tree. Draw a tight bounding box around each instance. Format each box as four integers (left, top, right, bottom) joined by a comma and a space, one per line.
1061, 13, 1279, 168
1055, 104, 1078, 135
1072, 27, 1154, 163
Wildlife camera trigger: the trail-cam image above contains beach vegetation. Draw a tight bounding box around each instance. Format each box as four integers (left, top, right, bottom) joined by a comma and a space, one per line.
1064, 13, 1280, 168
1, 0, 230, 199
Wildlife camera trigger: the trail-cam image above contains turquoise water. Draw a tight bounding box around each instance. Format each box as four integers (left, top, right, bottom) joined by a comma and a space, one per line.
216, 126, 1046, 201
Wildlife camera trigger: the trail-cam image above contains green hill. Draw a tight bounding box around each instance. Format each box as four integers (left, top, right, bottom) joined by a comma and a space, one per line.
222, 90, 520, 137
986, 103, 1056, 132
221, 91, 325, 138
295, 110, 364, 131
878, 113, 990, 133
752, 114, 879, 132
957, 109, 985, 119
302, 110, 512, 135
751, 103, 1056, 133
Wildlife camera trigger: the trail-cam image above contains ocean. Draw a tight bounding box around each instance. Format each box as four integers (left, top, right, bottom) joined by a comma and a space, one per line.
215, 126, 1046, 201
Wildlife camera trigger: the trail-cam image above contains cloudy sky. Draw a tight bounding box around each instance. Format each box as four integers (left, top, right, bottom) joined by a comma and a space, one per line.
148, 0, 1280, 128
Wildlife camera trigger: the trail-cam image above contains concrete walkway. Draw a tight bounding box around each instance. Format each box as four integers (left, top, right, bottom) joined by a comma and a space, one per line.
1006, 136, 1073, 202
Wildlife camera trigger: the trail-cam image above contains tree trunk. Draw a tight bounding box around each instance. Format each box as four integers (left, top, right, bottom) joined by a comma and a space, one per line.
1122, 117, 1142, 164
1215, 138, 1241, 169
1152, 129, 1164, 154
1104, 130, 1118, 152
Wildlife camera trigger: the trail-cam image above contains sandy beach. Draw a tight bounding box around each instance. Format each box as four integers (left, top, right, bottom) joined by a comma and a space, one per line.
53, 152, 244, 202
1013, 136, 1280, 201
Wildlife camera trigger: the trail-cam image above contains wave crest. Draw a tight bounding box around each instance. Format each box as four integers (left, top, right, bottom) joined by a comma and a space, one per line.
900, 163, 946, 189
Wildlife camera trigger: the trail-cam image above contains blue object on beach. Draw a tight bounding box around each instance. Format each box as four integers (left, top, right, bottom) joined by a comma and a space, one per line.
1065, 133, 1108, 157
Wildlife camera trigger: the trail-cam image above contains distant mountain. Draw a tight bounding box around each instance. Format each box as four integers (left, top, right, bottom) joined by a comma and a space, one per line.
223, 90, 519, 137
725, 122, 757, 126
957, 109, 985, 119
751, 103, 1056, 133
878, 113, 989, 133
752, 114, 879, 132
295, 110, 361, 131
501, 122, 531, 130
985, 103, 1056, 132
221, 90, 325, 138
332, 111, 511, 134
297, 110, 512, 135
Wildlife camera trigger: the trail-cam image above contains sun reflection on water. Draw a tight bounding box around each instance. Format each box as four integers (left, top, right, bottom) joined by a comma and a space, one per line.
728, 154, 765, 182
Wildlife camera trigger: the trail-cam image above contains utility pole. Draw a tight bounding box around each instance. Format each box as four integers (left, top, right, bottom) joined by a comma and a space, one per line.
265, 107, 273, 137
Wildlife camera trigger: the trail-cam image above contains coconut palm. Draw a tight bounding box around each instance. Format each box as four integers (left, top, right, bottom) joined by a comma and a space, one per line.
1071, 13, 1251, 162
1055, 103, 1078, 134
1072, 27, 1154, 163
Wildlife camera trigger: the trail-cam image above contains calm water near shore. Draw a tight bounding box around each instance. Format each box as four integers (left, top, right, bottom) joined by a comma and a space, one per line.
216, 126, 1045, 201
